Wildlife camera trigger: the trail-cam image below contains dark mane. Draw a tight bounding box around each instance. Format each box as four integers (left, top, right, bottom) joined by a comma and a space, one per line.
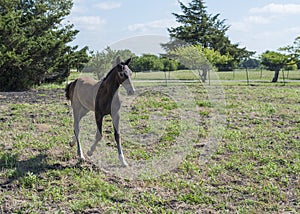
101, 64, 119, 82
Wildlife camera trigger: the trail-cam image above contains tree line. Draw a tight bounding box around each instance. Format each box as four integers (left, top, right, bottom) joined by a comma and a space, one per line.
82, 47, 179, 80
1, 0, 300, 91
162, 0, 300, 82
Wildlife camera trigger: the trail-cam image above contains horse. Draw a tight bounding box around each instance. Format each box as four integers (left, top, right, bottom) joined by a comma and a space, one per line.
65, 58, 134, 166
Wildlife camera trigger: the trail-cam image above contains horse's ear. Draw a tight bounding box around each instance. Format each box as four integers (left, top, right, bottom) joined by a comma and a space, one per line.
124, 58, 132, 65
116, 56, 122, 65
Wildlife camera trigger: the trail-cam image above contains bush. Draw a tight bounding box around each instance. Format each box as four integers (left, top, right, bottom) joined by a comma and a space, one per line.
130, 55, 178, 72
284, 63, 298, 71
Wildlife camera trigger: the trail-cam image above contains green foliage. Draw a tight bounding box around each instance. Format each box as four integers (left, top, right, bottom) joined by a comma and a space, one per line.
260, 37, 300, 82
161, 57, 179, 71
284, 62, 298, 71
260, 51, 290, 82
0, 0, 89, 91
260, 51, 289, 72
21, 172, 38, 189
169, 45, 232, 81
132, 54, 163, 71
130, 54, 178, 72
168, 0, 229, 49
170, 45, 209, 70
84, 47, 135, 79
240, 58, 261, 69
280, 36, 300, 62
165, 0, 253, 71
196, 45, 232, 66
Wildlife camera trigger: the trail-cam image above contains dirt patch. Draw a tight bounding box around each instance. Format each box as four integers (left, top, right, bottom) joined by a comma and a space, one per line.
0, 88, 65, 104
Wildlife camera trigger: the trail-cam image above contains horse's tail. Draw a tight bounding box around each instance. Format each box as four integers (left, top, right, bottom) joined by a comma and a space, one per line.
65, 79, 78, 101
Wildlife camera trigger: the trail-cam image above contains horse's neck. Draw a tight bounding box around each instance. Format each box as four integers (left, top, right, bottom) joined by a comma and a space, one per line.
95, 69, 120, 115
100, 69, 120, 98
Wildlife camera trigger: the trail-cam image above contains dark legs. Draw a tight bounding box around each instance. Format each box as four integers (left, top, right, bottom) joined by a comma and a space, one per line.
112, 112, 128, 166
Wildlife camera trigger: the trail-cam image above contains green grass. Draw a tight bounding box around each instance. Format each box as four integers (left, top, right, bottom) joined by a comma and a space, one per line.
218, 69, 300, 81
0, 70, 299, 212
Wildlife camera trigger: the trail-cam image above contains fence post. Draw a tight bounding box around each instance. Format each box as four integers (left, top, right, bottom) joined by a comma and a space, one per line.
246, 68, 249, 85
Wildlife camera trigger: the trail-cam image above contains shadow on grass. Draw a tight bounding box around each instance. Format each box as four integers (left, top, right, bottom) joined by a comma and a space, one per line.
0, 152, 70, 188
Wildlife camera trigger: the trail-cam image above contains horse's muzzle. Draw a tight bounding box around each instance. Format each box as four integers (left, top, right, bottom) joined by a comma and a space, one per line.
127, 88, 135, 95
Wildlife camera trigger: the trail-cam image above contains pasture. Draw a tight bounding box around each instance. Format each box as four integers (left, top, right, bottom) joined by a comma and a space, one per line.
0, 69, 299, 213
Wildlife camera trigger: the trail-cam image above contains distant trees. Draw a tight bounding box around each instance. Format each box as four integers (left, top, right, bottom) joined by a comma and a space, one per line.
240, 58, 260, 69
164, 0, 253, 71
260, 36, 300, 82
0, 0, 89, 91
83, 49, 178, 78
84, 47, 135, 79
130, 54, 178, 72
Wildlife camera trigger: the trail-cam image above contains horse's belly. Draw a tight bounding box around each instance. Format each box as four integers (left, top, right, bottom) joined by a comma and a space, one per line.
75, 77, 99, 111
80, 97, 95, 111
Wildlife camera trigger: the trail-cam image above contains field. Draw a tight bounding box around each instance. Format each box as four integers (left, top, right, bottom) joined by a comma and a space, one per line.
0, 69, 299, 213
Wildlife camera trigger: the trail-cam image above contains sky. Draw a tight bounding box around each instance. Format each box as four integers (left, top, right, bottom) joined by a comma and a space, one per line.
65, 0, 300, 56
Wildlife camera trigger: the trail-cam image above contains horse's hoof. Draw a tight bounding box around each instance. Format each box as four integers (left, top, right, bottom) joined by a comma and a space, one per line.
122, 162, 129, 167
79, 155, 86, 161
87, 150, 93, 157
69, 141, 75, 147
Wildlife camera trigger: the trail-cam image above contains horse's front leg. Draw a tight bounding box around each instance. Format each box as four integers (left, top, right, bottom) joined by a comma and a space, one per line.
112, 112, 128, 167
87, 115, 103, 156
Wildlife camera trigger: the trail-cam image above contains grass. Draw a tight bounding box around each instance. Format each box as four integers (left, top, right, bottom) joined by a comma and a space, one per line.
0, 69, 299, 212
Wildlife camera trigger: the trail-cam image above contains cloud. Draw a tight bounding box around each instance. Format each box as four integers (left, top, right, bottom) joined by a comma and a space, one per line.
246, 16, 271, 24
230, 16, 271, 32
96, 2, 122, 10
250, 3, 300, 14
68, 16, 106, 30
230, 21, 249, 32
128, 19, 178, 32
284, 27, 300, 34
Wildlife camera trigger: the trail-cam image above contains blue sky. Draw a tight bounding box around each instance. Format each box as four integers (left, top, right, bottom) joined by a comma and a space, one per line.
66, 0, 300, 55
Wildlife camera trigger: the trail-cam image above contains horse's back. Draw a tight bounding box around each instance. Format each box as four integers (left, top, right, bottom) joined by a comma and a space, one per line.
73, 77, 101, 111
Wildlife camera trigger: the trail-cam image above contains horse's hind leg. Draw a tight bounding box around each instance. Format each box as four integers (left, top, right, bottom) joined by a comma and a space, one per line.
72, 104, 88, 160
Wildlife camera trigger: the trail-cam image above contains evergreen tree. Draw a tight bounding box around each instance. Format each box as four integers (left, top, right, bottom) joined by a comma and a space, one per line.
165, 0, 253, 70
168, 0, 228, 49
0, 0, 89, 91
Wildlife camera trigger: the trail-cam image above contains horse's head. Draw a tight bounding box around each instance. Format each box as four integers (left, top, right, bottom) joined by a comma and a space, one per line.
116, 58, 135, 95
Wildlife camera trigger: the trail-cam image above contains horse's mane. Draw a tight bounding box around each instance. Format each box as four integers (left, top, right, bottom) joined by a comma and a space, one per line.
101, 64, 118, 82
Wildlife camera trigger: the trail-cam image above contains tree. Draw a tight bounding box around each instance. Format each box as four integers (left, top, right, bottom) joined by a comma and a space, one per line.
280, 36, 300, 68
84, 47, 135, 79
130, 54, 164, 72
170, 45, 211, 82
169, 45, 231, 82
164, 0, 253, 71
69, 46, 90, 72
161, 58, 178, 72
260, 51, 289, 82
240, 58, 260, 69
260, 36, 300, 82
0, 0, 89, 91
